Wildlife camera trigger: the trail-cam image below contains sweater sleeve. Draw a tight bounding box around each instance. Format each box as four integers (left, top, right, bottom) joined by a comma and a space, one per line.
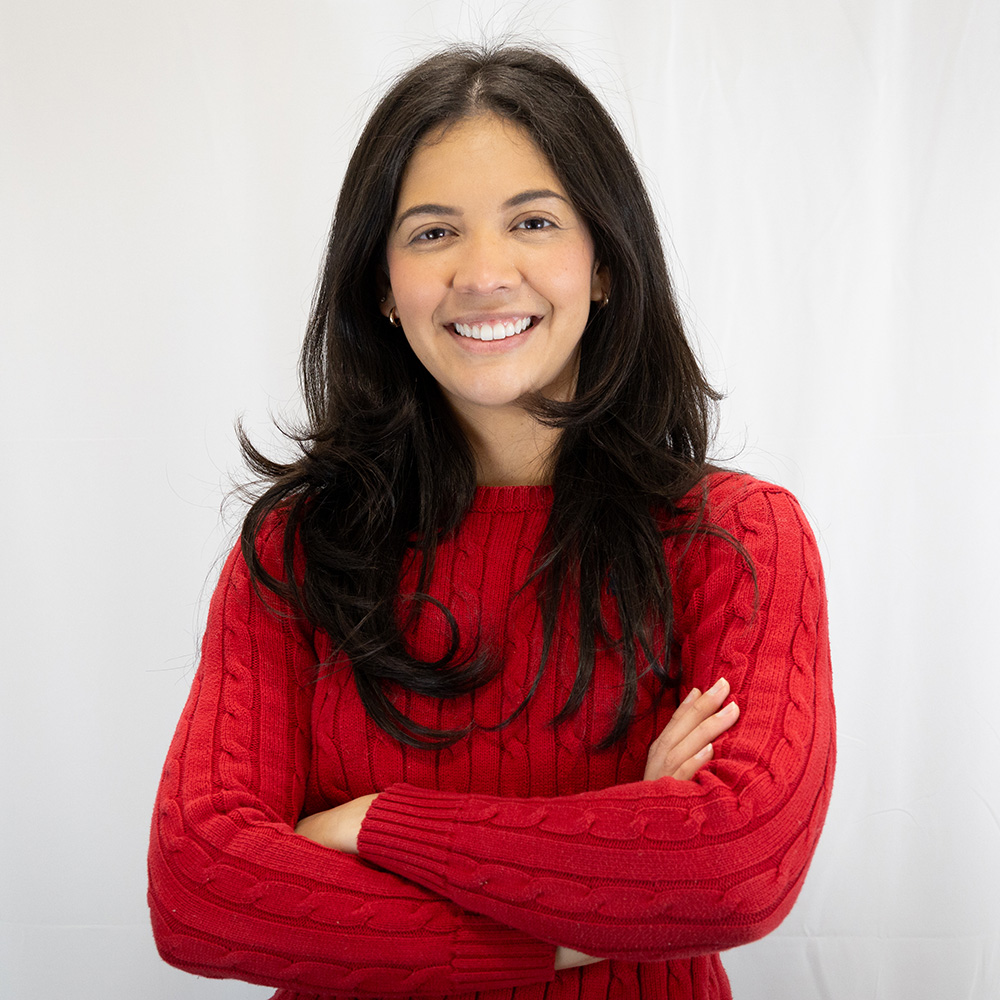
357, 482, 835, 961
147, 529, 556, 995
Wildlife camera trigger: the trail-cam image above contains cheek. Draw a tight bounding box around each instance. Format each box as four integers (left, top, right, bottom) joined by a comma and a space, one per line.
387, 255, 437, 312
551, 243, 597, 303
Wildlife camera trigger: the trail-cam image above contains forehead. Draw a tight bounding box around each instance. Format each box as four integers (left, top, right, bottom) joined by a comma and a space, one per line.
397, 114, 565, 202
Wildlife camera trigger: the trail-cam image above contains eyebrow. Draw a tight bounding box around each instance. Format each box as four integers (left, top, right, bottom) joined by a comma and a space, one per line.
393, 188, 569, 231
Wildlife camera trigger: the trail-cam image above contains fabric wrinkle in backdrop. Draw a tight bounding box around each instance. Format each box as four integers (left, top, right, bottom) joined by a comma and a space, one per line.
1, 1, 998, 998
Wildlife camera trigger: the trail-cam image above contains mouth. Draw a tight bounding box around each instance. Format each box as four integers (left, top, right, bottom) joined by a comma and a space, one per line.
450, 316, 538, 342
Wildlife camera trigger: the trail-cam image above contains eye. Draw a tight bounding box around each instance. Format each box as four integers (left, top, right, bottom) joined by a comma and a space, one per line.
414, 227, 452, 242
516, 217, 555, 231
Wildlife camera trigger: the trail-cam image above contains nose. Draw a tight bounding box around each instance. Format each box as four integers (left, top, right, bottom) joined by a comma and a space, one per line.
452, 231, 520, 295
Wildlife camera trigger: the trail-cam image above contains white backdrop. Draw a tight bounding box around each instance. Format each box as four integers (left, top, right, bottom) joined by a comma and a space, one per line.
2, 1, 998, 998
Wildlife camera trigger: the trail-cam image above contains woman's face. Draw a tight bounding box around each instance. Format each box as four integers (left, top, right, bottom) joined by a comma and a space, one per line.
382, 114, 606, 425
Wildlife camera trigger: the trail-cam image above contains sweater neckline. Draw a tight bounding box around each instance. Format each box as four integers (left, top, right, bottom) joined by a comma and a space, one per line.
469, 484, 554, 513
467, 471, 741, 515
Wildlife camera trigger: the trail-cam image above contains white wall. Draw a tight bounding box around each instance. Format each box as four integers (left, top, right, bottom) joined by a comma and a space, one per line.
2, 1, 998, 997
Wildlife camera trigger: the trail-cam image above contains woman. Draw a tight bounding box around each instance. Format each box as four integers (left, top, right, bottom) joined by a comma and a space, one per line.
148, 46, 835, 999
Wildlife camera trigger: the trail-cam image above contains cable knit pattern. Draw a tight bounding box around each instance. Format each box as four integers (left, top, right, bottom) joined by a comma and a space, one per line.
148, 472, 835, 999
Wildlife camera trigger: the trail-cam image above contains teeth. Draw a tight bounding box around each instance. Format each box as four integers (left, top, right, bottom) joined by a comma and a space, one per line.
454, 317, 532, 341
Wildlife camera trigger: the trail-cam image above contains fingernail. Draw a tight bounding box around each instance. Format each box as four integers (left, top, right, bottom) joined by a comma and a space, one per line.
720, 701, 738, 716
682, 688, 700, 704
709, 677, 729, 695
696, 743, 713, 758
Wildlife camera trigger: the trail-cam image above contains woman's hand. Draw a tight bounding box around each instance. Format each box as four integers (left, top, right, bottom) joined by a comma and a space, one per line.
295, 793, 379, 854
553, 946, 604, 970
643, 678, 739, 782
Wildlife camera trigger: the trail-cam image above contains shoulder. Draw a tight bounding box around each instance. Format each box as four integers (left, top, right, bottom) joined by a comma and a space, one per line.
699, 470, 811, 531
238, 504, 304, 582
206, 506, 306, 630
672, 470, 824, 589
208, 507, 317, 657
668, 473, 828, 654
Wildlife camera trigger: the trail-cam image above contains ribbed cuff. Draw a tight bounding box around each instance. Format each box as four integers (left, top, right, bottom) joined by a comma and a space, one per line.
359, 784, 469, 892
451, 921, 555, 988
359, 784, 556, 988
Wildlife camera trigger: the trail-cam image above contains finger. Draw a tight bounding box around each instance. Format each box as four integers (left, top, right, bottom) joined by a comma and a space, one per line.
662, 701, 739, 779
646, 679, 730, 763
669, 678, 732, 735
670, 741, 714, 782
644, 694, 740, 781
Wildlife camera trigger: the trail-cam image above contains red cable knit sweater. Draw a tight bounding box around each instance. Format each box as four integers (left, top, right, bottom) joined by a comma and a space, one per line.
148, 472, 835, 999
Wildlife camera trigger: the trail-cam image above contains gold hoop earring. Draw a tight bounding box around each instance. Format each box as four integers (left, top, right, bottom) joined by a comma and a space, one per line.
388, 306, 401, 327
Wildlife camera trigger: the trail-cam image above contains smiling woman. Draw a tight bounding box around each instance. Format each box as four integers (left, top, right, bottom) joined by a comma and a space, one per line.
148, 45, 834, 1000
383, 114, 606, 484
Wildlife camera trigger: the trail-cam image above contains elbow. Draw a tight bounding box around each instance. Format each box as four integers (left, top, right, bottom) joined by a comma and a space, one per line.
585, 860, 812, 964
147, 868, 295, 989
691, 798, 827, 955
673, 725, 836, 955
704, 860, 811, 953
148, 898, 212, 980
147, 812, 259, 983
669, 810, 828, 959
149, 909, 213, 981
147, 856, 231, 981
599, 793, 831, 963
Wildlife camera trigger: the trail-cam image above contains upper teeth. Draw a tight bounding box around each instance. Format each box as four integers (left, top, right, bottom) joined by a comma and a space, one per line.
454, 317, 532, 341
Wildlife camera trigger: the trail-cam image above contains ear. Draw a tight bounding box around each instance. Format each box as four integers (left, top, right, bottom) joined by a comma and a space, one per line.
591, 263, 610, 305
379, 289, 395, 319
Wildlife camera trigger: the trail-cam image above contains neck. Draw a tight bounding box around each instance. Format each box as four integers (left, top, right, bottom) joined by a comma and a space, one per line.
455, 405, 562, 486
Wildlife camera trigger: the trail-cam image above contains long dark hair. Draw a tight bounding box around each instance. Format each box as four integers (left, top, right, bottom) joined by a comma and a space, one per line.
240, 45, 722, 748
